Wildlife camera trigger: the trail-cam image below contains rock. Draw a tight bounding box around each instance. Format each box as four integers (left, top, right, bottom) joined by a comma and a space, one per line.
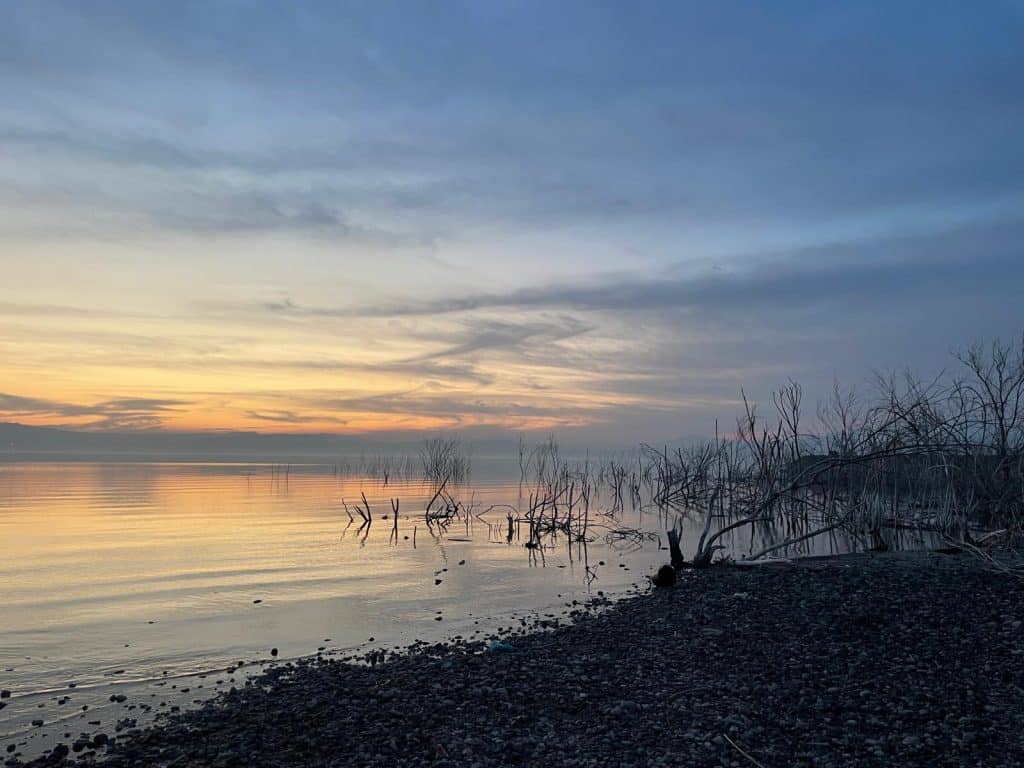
650, 564, 677, 588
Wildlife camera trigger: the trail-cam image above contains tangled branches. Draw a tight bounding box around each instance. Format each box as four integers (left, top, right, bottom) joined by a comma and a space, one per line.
652, 335, 1024, 566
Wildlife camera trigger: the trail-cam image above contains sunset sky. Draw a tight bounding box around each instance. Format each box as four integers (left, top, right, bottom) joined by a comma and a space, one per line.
2, 2, 1023, 444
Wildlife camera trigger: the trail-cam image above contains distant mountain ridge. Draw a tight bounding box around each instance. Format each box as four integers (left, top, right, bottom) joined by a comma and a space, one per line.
0, 421, 425, 459
0, 421, 708, 461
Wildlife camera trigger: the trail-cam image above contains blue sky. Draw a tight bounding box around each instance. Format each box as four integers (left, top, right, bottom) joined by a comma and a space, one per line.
1, 1, 1023, 443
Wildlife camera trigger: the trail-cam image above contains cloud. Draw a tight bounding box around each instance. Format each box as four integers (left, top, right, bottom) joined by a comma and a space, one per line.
0, 393, 191, 430
244, 409, 347, 426
307, 389, 601, 427
260, 216, 1024, 320
0, 164, 433, 244
0, 301, 137, 319
5, 2, 1022, 246
401, 316, 594, 362
162, 354, 497, 388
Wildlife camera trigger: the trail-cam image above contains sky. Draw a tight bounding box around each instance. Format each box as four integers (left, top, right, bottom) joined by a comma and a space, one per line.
1, 1, 1023, 446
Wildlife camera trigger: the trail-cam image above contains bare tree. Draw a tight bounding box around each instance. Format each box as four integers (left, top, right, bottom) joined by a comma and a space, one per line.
651, 334, 1024, 567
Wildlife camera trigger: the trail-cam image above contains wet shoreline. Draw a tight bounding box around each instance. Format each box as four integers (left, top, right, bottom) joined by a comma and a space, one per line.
9, 550, 1024, 767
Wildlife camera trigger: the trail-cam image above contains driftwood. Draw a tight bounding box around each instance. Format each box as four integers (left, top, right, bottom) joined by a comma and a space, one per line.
741, 523, 841, 563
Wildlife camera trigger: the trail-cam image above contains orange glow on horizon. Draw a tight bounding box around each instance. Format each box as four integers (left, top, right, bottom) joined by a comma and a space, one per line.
0, 288, 687, 438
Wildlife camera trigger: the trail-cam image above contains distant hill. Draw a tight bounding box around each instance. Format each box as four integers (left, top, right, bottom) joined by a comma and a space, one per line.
0, 421, 423, 461
0, 421, 700, 462
0, 421, 561, 463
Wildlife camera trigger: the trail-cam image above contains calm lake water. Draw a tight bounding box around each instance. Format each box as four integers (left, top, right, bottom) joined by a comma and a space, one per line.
0, 458, 937, 758
0, 459, 667, 757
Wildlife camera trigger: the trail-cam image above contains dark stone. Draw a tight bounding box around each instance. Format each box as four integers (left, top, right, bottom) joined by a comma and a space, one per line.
651, 565, 675, 589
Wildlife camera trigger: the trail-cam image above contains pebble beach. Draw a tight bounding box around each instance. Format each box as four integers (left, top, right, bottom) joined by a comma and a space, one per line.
8, 551, 1023, 768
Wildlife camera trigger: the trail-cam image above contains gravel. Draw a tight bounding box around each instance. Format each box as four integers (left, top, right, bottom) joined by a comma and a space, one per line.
8, 551, 1023, 767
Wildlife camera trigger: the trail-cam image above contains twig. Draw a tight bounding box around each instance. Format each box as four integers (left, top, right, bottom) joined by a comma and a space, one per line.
723, 734, 767, 768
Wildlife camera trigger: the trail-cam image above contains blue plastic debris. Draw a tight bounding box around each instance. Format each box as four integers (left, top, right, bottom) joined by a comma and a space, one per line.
486, 639, 513, 652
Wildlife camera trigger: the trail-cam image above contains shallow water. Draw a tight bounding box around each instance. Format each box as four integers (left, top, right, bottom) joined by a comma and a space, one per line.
0, 459, 668, 756
0, 459, 939, 758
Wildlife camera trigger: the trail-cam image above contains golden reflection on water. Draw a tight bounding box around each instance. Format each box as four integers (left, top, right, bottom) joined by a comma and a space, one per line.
0, 461, 637, 756
0, 461, 666, 650
0, 460, 667, 756
1, 463, 540, 624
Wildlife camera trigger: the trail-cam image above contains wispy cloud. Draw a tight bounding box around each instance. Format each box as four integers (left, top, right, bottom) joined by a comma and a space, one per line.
307, 388, 603, 427
400, 316, 594, 361
0, 393, 191, 430
0, 302, 140, 319
243, 409, 348, 426
259, 218, 1024, 320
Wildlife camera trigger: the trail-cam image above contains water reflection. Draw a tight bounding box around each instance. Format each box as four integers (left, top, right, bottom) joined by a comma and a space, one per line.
0, 458, 939, 758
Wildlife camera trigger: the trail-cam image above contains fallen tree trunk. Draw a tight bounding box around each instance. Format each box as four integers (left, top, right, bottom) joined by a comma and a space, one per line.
740, 523, 840, 563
